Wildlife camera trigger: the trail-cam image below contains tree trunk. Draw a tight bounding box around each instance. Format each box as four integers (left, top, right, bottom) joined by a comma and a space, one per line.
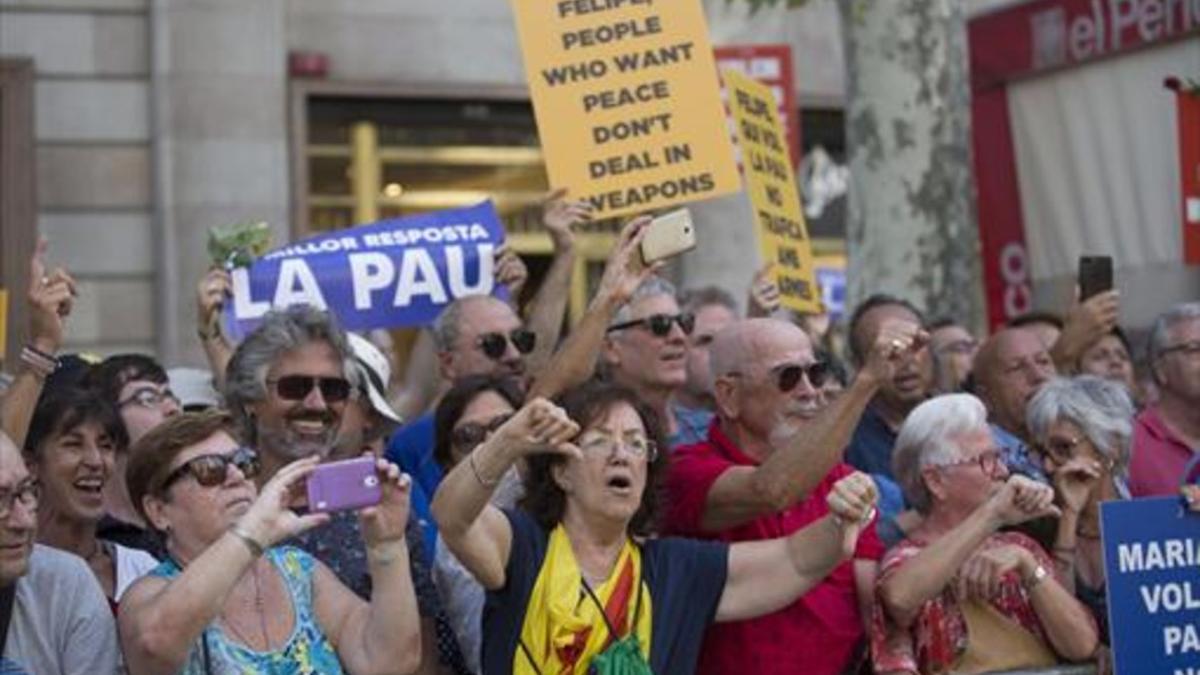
840, 0, 984, 331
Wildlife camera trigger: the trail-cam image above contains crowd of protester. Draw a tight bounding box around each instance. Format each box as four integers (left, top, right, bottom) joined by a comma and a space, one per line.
0, 193, 1198, 675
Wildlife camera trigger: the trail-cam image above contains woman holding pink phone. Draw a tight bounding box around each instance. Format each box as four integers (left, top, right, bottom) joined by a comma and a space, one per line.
117, 410, 421, 675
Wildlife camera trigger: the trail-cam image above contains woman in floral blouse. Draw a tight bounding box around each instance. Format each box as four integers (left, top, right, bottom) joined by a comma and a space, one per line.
873, 394, 1099, 674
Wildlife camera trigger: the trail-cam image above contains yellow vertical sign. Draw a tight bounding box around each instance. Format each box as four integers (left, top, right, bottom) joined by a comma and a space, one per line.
0, 289, 8, 361
725, 69, 820, 314
509, 0, 740, 220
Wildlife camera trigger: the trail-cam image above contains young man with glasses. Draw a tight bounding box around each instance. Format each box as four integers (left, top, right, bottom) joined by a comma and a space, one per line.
0, 432, 119, 673
1131, 302, 1200, 496
661, 317, 920, 675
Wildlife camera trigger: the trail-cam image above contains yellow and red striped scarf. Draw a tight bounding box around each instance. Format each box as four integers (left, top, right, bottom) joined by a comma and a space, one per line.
515, 524, 652, 675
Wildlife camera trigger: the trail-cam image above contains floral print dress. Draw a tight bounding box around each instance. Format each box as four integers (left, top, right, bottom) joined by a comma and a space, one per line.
149, 546, 344, 674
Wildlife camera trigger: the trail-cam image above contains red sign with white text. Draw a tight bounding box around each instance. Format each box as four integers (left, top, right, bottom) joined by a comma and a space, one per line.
1173, 85, 1200, 265
969, 0, 1200, 327
715, 44, 801, 167
970, 0, 1200, 92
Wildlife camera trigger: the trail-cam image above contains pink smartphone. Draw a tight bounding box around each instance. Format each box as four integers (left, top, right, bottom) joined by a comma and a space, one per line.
306, 456, 382, 513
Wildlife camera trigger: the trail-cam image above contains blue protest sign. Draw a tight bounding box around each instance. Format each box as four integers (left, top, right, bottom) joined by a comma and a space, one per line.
1102, 496, 1200, 675
223, 201, 505, 339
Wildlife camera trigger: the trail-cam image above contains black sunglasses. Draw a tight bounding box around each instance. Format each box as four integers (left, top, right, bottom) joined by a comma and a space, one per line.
267, 375, 352, 403
450, 413, 514, 452
477, 329, 537, 360
161, 447, 260, 490
771, 361, 830, 392
607, 312, 695, 337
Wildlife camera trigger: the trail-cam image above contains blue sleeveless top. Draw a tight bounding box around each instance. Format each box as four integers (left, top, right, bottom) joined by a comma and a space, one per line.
149, 546, 343, 674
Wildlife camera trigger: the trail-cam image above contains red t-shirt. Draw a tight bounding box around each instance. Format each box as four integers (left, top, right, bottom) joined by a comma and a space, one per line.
1130, 405, 1198, 497
663, 422, 884, 675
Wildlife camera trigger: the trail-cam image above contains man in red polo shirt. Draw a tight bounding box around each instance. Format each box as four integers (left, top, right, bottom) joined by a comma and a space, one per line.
1130, 302, 1200, 496
663, 317, 922, 675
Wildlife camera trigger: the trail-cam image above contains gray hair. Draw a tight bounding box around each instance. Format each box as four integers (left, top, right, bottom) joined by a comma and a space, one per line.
1026, 375, 1134, 475
678, 285, 737, 316
431, 294, 509, 353
893, 394, 991, 514
224, 305, 360, 441
1149, 302, 1200, 369
610, 276, 678, 328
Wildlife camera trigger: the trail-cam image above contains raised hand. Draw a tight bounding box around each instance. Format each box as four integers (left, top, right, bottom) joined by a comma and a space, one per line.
826, 471, 878, 556
359, 459, 412, 548
234, 456, 329, 548
594, 215, 659, 307
494, 245, 529, 300
489, 397, 581, 461
1052, 457, 1102, 516
26, 238, 77, 354
862, 318, 928, 385
196, 267, 231, 342
956, 544, 1035, 600
987, 475, 1061, 527
541, 188, 591, 252
747, 263, 782, 318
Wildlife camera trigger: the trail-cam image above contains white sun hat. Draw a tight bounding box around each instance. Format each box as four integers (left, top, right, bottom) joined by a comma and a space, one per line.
346, 332, 403, 425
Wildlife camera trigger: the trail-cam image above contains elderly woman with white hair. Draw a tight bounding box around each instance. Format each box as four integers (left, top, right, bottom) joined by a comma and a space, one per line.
1027, 375, 1135, 643
871, 394, 1099, 675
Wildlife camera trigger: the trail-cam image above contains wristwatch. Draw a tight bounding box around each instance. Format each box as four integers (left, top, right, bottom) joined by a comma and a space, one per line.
1024, 564, 1049, 591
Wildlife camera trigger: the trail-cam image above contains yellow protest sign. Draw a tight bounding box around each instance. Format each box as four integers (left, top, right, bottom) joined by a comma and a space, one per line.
725, 68, 820, 314
509, 0, 740, 219
0, 289, 7, 361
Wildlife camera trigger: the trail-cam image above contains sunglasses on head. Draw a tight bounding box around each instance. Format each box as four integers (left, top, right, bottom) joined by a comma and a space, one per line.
450, 413, 514, 452
268, 375, 352, 403
161, 447, 260, 490
607, 312, 695, 337
477, 329, 537, 360
771, 361, 830, 392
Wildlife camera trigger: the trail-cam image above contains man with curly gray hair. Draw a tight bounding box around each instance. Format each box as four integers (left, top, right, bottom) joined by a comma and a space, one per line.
223, 305, 361, 480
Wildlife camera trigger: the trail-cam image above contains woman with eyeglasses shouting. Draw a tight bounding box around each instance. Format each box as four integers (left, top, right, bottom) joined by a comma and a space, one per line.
432, 380, 878, 675
24, 386, 159, 611
873, 394, 1098, 674
119, 410, 421, 675
1027, 375, 1135, 648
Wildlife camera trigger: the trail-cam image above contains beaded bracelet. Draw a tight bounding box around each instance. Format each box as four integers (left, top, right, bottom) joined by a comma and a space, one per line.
19, 346, 56, 379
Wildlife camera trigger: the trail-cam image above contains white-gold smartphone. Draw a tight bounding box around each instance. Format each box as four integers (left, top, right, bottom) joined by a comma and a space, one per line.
640, 208, 697, 264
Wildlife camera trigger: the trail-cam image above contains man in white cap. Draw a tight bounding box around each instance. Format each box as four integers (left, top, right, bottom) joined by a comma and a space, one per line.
291, 331, 469, 674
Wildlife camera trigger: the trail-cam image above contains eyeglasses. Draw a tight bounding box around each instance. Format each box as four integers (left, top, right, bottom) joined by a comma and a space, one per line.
1160, 340, 1200, 359
728, 361, 830, 392
267, 375, 353, 403
931, 448, 1006, 478
450, 413, 513, 452
0, 479, 41, 520
577, 434, 658, 462
607, 313, 695, 337
476, 329, 537, 360
161, 447, 260, 490
937, 339, 978, 356
1042, 435, 1083, 464
118, 386, 180, 410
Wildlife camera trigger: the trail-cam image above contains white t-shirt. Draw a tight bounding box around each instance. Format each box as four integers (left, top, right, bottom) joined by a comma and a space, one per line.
112, 543, 158, 601
2, 545, 120, 674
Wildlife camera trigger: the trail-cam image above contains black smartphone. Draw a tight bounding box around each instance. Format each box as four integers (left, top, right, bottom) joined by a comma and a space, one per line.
1078, 255, 1113, 301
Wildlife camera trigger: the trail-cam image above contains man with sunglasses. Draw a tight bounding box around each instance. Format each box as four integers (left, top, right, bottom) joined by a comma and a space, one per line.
662, 317, 922, 675
0, 432, 120, 673
86, 353, 182, 553
601, 276, 715, 447
1130, 302, 1200, 496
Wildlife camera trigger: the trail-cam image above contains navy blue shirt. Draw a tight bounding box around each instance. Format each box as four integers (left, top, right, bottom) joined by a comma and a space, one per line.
483, 509, 729, 675
384, 413, 442, 558
845, 403, 898, 478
